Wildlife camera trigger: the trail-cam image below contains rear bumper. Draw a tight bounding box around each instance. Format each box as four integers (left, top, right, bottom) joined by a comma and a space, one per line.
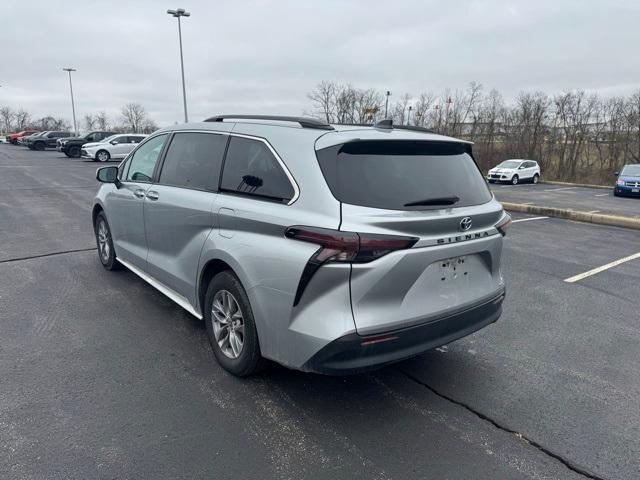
303, 289, 505, 375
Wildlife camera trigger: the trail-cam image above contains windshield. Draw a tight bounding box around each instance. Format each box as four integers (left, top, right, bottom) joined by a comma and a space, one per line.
497, 160, 521, 169
621, 165, 640, 177
316, 140, 492, 211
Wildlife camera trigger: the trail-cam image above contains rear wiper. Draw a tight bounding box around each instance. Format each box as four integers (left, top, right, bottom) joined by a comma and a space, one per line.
404, 196, 460, 207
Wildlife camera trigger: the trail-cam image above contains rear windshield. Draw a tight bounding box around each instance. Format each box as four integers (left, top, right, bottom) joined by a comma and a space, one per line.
316, 140, 492, 210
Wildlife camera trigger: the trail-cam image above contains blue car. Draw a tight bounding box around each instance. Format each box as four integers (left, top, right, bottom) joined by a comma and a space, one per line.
614, 164, 640, 197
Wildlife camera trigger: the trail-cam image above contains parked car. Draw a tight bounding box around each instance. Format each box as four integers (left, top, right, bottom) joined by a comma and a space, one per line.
26, 131, 71, 150
7, 130, 39, 145
21, 131, 48, 146
614, 164, 640, 197
487, 159, 540, 185
82, 134, 147, 162
57, 131, 119, 158
92, 115, 509, 376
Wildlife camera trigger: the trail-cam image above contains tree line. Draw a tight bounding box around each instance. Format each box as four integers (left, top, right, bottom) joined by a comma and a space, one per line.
0, 103, 158, 135
308, 81, 640, 184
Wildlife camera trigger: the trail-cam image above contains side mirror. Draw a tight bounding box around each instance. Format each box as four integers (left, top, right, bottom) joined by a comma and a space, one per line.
614, 172, 619, 176
110, 140, 118, 145
519, 165, 525, 169
96, 166, 119, 185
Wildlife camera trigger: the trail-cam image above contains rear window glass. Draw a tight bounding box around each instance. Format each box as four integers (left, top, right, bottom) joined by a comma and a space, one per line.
316, 140, 492, 210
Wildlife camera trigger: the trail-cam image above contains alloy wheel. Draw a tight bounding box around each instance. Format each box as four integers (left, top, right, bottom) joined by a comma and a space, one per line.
211, 290, 245, 359
97, 151, 109, 162
97, 219, 110, 262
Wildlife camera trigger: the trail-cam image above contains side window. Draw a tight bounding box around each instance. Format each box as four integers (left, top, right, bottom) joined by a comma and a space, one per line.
114, 136, 127, 144
220, 137, 295, 202
125, 134, 168, 183
132, 136, 145, 143
159, 132, 226, 191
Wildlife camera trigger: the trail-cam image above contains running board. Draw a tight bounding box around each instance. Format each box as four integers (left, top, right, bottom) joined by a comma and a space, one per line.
117, 258, 203, 320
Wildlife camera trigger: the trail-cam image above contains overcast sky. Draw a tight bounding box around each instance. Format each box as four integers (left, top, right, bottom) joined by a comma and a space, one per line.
1, 0, 639, 127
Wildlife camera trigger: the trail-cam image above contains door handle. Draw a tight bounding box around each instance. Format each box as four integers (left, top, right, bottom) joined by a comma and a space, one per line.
133, 189, 146, 198
146, 191, 159, 201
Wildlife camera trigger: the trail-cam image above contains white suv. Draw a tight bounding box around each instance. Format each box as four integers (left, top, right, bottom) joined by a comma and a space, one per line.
487, 159, 540, 185
81, 134, 148, 162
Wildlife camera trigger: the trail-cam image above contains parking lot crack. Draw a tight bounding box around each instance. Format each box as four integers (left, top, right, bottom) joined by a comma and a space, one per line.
400, 369, 608, 480
0, 247, 97, 264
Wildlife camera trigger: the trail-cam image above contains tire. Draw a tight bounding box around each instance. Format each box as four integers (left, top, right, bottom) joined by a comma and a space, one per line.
511, 175, 519, 185
96, 150, 110, 162
68, 145, 81, 158
94, 212, 122, 271
532, 173, 539, 184
204, 271, 265, 377
34, 142, 45, 151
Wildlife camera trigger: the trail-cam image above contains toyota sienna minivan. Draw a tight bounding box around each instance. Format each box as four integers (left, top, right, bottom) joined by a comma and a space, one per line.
93, 115, 509, 376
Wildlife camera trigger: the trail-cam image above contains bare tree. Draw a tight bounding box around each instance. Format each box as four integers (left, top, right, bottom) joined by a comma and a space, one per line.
15, 109, 32, 130
0, 106, 15, 133
95, 111, 110, 130
83, 113, 97, 131
307, 81, 337, 123
120, 103, 148, 133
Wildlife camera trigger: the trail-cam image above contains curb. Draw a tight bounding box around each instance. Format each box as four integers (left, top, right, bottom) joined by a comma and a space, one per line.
501, 202, 640, 231
540, 180, 611, 190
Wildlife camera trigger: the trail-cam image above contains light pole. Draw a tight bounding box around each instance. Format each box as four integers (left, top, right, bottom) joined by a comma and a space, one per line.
384, 91, 392, 118
407, 105, 412, 125
62, 68, 78, 135
167, 8, 190, 123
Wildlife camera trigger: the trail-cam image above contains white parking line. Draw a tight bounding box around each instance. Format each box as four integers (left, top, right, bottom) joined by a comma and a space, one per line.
564, 252, 640, 283
544, 186, 576, 192
520, 202, 534, 205
512, 216, 549, 223
594, 193, 609, 197
585, 210, 601, 214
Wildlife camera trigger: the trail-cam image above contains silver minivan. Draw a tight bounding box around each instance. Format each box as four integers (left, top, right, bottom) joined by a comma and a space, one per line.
93, 115, 509, 376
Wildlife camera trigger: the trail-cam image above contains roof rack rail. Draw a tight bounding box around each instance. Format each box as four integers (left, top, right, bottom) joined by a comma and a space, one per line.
204, 114, 334, 130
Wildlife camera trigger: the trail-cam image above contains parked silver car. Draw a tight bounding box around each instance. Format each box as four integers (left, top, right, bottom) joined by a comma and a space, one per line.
93, 115, 509, 376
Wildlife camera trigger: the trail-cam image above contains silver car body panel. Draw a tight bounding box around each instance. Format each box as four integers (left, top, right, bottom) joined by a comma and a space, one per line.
94, 120, 505, 371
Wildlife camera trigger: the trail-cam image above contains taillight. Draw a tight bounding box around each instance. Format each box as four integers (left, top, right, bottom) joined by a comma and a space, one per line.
495, 212, 512, 236
285, 226, 418, 305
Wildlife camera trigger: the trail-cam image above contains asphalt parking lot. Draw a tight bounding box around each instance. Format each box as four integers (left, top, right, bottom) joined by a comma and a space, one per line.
1, 145, 639, 480
491, 182, 639, 219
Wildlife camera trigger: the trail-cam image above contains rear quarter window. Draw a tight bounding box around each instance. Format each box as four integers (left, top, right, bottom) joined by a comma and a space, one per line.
316, 140, 492, 211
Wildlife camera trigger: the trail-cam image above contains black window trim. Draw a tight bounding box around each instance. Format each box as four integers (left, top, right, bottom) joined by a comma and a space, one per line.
154, 130, 228, 193
218, 132, 300, 205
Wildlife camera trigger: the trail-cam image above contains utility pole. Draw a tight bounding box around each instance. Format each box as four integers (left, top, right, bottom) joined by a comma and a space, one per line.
384, 91, 392, 118
62, 68, 78, 135
167, 8, 191, 123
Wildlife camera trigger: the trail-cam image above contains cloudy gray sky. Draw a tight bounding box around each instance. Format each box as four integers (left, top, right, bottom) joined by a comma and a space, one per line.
1, 0, 639, 126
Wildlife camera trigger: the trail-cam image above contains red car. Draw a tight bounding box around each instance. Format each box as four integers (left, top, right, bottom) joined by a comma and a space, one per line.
8, 130, 39, 144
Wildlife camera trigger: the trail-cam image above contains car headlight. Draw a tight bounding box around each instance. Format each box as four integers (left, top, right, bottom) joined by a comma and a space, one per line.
616, 179, 625, 186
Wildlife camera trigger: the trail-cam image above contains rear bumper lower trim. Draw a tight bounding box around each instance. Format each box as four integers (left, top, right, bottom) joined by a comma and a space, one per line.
303, 289, 505, 375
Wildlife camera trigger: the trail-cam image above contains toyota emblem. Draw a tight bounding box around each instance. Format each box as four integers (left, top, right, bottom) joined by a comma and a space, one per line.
460, 217, 472, 231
